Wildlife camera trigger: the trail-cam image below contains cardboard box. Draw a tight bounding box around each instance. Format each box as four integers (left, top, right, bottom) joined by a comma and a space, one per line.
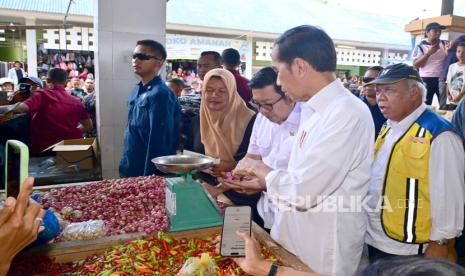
46, 138, 98, 170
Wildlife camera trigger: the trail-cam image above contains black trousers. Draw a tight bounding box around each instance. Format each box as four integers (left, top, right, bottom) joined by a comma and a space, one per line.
367, 245, 423, 264
422, 77, 440, 105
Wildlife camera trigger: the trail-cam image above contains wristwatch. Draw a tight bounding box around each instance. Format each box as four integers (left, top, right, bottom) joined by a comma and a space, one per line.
268, 262, 280, 276
432, 239, 447, 246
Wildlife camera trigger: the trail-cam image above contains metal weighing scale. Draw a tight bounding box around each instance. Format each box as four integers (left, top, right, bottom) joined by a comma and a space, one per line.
152, 154, 223, 232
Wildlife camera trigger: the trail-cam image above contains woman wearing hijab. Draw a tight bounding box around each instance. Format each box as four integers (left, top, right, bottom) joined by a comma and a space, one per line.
186, 68, 263, 226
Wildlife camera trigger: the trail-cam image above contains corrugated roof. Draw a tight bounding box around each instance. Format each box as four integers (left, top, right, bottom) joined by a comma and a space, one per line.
166, 0, 411, 46
0, 0, 92, 16
0, 0, 410, 46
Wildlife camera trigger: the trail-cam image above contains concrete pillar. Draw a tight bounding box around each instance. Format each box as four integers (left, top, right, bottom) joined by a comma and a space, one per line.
245, 34, 253, 79
382, 49, 389, 67
93, 0, 167, 178
25, 18, 37, 77
441, 0, 454, 15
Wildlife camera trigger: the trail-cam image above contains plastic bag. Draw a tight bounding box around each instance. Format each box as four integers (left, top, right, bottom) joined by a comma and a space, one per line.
61, 220, 106, 241
177, 253, 218, 276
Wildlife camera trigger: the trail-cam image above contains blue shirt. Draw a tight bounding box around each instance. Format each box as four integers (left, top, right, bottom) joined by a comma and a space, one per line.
360, 96, 386, 137
119, 75, 181, 177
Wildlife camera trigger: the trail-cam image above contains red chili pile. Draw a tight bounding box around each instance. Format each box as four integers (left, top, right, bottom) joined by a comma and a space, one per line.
73, 232, 277, 275
8, 232, 277, 275
40, 176, 169, 236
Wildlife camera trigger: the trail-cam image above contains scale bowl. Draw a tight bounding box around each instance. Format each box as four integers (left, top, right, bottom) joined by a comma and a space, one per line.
152, 154, 216, 174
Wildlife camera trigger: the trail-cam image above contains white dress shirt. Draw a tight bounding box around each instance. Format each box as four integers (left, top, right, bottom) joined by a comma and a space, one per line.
265, 80, 374, 276
248, 104, 300, 169
366, 103, 465, 255
248, 104, 301, 229
7, 67, 26, 86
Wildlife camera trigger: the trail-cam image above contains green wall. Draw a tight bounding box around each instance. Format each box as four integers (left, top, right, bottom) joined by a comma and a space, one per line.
0, 47, 23, 61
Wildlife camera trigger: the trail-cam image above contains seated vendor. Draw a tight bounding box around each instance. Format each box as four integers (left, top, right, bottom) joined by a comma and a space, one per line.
13, 68, 92, 155
185, 68, 263, 226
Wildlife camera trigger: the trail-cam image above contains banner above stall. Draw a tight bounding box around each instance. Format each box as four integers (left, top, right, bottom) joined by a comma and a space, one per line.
166, 34, 248, 61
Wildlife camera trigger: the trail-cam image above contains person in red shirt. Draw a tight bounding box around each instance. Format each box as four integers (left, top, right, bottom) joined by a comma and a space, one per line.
14, 68, 92, 155
221, 48, 253, 104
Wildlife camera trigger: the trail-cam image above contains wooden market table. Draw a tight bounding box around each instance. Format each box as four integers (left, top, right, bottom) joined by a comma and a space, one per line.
16, 180, 312, 272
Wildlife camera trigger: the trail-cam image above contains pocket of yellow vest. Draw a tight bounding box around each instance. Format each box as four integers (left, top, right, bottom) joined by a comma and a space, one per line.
391, 138, 429, 180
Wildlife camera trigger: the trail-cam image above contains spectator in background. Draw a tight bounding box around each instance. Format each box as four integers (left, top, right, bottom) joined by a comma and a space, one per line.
445, 43, 465, 108
83, 93, 97, 138
65, 79, 73, 92
7, 61, 26, 86
359, 66, 386, 136
185, 71, 199, 85
70, 77, 87, 101
83, 77, 96, 137
177, 68, 184, 80
439, 35, 465, 109
83, 78, 95, 94
191, 80, 201, 93
222, 48, 253, 104
167, 78, 184, 97
13, 68, 92, 155
169, 70, 176, 80
0, 78, 14, 92
197, 51, 222, 81
412, 22, 448, 105
349, 75, 359, 84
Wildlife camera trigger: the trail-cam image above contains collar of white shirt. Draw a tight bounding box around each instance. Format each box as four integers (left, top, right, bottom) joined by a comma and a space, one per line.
280, 102, 301, 132
386, 103, 427, 134
301, 79, 346, 114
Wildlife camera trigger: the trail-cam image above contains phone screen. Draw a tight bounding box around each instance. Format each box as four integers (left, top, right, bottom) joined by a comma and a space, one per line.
220, 206, 252, 257
5, 143, 21, 198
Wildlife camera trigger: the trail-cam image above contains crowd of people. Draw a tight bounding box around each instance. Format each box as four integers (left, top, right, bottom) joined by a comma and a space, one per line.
2, 21, 465, 276
0, 67, 97, 157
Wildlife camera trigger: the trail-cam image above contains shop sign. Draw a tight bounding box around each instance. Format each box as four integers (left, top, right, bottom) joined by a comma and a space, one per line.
43, 27, 94, 51
166, 34, 248, 60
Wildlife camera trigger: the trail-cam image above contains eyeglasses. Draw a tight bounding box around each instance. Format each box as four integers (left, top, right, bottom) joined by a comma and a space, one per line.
251, 95, 284, 111
375, 86, 399, 95
132, 53, 162, 61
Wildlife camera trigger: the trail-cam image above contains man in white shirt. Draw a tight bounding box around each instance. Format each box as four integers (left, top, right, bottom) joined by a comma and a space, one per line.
7, 61, 26, 86
220, 66, 300, 229
365, 63, 464, 262
233, 25, 374, 276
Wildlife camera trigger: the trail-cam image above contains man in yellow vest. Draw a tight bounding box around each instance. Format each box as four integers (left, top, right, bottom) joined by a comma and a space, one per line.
365, 63, 465, 262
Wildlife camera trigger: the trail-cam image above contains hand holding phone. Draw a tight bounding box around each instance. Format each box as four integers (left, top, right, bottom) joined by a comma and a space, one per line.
4, 140, 29, 198
220, 206, 252, 257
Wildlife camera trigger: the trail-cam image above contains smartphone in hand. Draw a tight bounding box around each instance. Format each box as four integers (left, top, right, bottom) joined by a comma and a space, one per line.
220, 206, 252, 257
4, 140, 29, 198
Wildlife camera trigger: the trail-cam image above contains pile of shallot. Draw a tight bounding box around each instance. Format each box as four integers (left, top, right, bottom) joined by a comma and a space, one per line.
39, 176, 169, 236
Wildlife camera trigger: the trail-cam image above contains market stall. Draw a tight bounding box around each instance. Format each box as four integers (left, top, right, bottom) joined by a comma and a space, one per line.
4, 155, 311, 275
